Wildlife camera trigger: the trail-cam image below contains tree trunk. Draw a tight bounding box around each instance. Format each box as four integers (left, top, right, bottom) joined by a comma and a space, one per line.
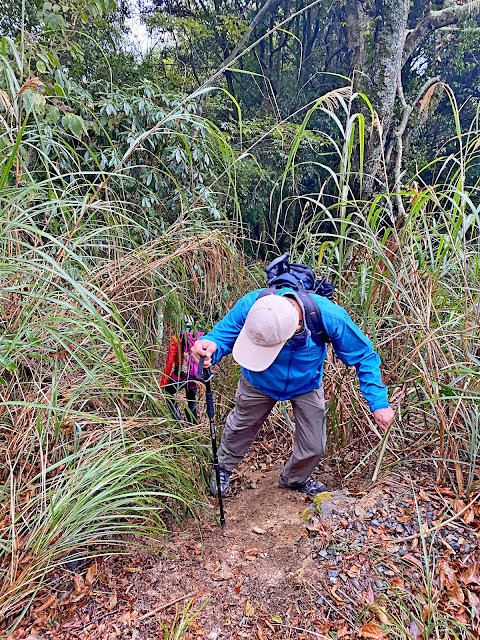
344, 0, 369, 75
361, 0, 410, 198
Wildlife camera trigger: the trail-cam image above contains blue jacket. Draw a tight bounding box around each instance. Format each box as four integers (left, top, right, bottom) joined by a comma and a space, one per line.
203, 289, 389, 411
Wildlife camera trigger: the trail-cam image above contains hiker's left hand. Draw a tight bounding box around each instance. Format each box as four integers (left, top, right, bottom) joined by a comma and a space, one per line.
373, 406, 395, 433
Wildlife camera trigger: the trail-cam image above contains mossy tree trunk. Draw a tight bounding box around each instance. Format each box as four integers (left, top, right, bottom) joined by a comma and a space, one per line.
365, 0, 409, 197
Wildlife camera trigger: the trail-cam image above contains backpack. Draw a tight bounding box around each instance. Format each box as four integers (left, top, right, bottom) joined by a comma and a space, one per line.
257, 253, 336, 346
179, 330, 204, 380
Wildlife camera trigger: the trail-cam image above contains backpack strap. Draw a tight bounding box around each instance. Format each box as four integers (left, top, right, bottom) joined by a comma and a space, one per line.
256, 288, 276, 299
296, 291, 330, 346
257, 289, 330, 346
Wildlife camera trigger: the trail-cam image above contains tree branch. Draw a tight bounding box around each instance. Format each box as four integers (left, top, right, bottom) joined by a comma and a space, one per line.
389, 74, 440, 215
403, 0, 480, 64
202, 0, 283, 89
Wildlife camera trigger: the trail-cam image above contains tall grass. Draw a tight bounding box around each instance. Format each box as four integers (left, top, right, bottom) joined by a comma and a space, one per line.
0, 38, 240, 632
279, 87, 480, 495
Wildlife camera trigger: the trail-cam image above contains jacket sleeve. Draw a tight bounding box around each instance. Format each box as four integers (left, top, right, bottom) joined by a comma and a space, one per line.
323, 307, 389, 412
160, 336, 179, 386
202, 291, 261, 364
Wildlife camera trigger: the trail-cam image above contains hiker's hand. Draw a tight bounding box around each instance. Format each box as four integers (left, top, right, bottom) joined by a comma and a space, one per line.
373, 406, 395, 433
192, 339, 217, 367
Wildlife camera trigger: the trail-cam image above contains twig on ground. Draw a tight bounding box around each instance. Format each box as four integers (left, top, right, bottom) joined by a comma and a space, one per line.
282, 626, 331, 639
305, 580, 357, 628
83, 610, 117, 630
138, 591, 197, 621
371, 422, 394, 482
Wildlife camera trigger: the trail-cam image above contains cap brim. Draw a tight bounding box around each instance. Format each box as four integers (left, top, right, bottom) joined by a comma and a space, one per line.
232, 326, 285, 372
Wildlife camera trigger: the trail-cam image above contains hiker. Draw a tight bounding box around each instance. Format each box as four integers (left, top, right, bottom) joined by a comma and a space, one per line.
191, 259, 394, 498
160, 328, 204, 424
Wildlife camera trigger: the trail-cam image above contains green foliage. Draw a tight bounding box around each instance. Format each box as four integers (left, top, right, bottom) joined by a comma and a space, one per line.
143, 0, 480, 235
160, 597, 209, 640
2, 4, 480, 634
286, 94, 480, 493
0, 37, 239, 228
0, 34, 242, 632
302, 507, 312, 523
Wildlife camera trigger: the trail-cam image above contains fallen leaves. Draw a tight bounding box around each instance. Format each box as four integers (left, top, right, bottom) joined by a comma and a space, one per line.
439, 558, 464, 605
467, 589, 480, 619
358, 621, 385, 639
10, 475, 480, 640
421, 602, 434, 621
203, 558, 221, 572
329, 582, 343, 602
371, 603, 389, 625
347, 564, 360, 578
118, 609, 139, 627
73, 574, 85, 595
244, 547, 259, 561
390, 576, 404, 589
403, 554, 422, 569
365, 585, 375, 604
85, 562, 97, 587
409, 620, 422, 640
461, 562, 480, 586
337, 623, 351, 637
107, 588, 118, 610
33, 594, 56, 615
70, 563, 98, 603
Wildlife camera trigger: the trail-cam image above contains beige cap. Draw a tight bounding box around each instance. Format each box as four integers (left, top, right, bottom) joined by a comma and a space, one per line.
232, 295, 299, 372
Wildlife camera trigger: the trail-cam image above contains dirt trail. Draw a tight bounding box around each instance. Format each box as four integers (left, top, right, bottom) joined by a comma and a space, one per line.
131, 467, 321, 639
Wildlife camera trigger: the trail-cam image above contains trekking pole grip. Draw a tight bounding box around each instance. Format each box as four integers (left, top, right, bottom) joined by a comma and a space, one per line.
206, 392, 215, 419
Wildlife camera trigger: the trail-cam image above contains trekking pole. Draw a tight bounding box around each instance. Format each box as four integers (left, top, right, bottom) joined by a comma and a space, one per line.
197, 356, 226, 533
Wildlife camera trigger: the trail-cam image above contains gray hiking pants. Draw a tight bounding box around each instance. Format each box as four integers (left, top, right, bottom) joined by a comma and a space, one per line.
218, 374, 326, 486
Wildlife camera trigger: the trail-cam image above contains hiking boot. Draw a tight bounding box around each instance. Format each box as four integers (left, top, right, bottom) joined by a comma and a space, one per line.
210, 467, 231, 498
279, 476, 327, 497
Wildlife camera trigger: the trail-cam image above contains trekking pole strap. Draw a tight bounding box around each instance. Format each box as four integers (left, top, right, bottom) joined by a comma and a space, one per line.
197, 356, 213, 384
198, 356, 204, 380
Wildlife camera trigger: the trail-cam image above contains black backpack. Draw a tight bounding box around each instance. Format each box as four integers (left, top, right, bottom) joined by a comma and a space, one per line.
257, 253, 336, 346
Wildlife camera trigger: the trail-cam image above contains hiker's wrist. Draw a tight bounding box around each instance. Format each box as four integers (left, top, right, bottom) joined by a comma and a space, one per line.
372, 406, 395, 432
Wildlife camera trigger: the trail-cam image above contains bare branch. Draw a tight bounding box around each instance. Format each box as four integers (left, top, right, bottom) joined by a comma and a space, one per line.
390, 74, 440, 209
202, 0, 283, 90
403, 0, 480, 64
